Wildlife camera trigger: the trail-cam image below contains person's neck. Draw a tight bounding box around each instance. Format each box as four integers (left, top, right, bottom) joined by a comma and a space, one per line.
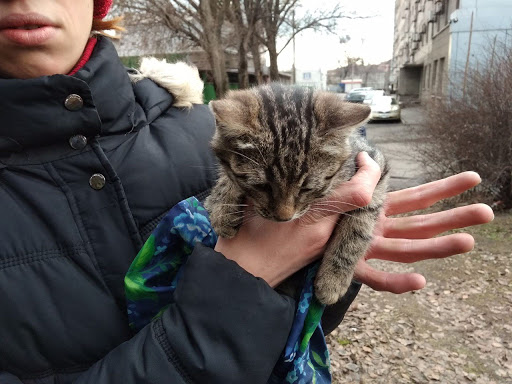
68, 37, 98, 76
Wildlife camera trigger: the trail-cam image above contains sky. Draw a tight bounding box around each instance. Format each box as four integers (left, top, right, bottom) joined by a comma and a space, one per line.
276, 0, 395, 71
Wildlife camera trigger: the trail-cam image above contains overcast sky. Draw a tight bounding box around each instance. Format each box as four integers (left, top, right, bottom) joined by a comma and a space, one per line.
277, 0, 395, 71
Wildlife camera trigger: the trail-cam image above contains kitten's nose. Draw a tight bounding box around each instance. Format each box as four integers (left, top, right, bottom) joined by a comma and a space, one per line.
275, 204, 295, 221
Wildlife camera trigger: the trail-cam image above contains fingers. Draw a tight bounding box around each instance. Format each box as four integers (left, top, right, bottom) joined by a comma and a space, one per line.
312, 152, 381, 220
354, 259, 426, 293
356, 233, 475, 293
383, 203, 494, 239
366, 233, 475, 263
385, 171, 482, 216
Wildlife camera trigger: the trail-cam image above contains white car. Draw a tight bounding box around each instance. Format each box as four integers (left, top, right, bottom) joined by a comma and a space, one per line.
363, 90, 385, 105
369, 96, 401, 121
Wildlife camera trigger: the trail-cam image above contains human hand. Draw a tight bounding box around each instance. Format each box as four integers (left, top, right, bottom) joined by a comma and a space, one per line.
354, 172, 494, 293
215, 152, 382, 287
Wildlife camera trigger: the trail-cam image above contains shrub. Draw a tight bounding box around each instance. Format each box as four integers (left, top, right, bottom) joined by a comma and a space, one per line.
418, 43, 512, 208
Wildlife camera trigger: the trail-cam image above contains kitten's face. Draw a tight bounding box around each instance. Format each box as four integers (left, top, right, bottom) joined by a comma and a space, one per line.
210, 84, 370, 222
218, 135, 349, 221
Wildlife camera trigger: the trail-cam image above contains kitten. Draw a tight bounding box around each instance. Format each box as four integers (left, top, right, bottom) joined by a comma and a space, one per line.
205, 83, 389, 305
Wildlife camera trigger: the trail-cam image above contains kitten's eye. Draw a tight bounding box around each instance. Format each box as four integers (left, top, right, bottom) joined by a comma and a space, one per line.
232, 172, 248, 180
300, 186, 314, 193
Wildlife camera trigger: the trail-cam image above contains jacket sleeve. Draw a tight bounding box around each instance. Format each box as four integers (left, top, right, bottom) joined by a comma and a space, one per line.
321, 281, 362, 335
0, 373, 23, 384
73, 244, 296, 384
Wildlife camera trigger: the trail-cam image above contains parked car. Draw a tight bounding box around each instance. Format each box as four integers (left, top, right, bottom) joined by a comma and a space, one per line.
348, 87, 373, 94
369, 96, 401, 121
363, 90, 385, 104
345, 91, 367, 103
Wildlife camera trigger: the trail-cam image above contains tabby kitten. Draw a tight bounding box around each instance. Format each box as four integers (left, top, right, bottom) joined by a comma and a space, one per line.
205, 83, 389, 305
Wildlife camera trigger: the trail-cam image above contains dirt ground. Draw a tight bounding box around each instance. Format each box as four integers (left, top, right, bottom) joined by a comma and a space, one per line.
328, 208, 512, 383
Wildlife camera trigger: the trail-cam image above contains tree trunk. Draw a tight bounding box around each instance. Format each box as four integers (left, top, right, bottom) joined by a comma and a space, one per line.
238, 42, 250, 89
200, 0, 230, 97
233, 0, 250, 89
207, 44, 230, 97
267, 37, 279, 81
250, 39, 264, 84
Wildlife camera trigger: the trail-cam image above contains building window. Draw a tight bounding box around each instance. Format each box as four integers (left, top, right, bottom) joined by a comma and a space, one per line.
303, 72, 311, 80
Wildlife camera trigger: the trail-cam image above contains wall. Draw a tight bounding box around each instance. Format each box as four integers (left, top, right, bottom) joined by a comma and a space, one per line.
392, 0, 457, 100
448, 0, 512, 95
295, 69, 326, 90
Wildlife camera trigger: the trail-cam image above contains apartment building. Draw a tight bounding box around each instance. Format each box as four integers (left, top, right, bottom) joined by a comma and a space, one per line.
391, 0, 512, 102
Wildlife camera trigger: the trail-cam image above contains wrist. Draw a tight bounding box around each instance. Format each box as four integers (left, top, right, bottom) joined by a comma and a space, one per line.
215, 237, 285, 287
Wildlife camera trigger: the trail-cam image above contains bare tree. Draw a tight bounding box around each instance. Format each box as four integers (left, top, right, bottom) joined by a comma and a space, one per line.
117, 0, 231, 97
249, 28, 265, 85
116, 0, 366, 93
229, 0, 262, 88
258, 0, 361, 81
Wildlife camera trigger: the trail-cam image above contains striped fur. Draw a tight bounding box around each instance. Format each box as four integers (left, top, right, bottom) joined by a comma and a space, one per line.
205, 83, 389, 304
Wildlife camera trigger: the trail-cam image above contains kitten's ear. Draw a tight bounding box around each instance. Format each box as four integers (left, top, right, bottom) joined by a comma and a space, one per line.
209, 90, 260, 136
314, 91, 371, 135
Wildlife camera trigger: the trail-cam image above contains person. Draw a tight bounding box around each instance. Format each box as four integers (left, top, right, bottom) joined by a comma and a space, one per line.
0, 1, 494, 383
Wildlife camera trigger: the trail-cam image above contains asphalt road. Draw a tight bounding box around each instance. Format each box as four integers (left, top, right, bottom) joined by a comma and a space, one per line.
365, 111, 427, 191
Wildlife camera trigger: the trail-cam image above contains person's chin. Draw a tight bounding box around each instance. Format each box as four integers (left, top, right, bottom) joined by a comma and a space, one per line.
0, 52, 75, 79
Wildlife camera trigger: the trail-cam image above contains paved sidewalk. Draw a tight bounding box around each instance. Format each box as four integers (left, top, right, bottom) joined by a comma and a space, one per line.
366, 108, 428, 191
400, 105, 427, 126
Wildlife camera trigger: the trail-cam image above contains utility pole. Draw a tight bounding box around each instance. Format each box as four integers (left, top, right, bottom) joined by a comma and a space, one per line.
462, 11, 474, 99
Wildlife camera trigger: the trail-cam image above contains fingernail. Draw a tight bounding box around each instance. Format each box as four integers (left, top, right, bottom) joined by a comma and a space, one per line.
468, 171, 481, 183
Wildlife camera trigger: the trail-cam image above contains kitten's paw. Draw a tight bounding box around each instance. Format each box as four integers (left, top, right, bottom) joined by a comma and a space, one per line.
314, 272, 352, 305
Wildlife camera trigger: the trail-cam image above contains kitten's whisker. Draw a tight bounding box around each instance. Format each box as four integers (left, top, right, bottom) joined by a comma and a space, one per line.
254, 143, 266, 164
226, 149, 261, 166
318, 196, 365, 207
316, 200, 368, 210
298, 214, 340, 227
310, 207, 356, 217
218, 204, 250, 207
307, 207, 358, 219
219, 210, 247, 217
297, 214, 317, 226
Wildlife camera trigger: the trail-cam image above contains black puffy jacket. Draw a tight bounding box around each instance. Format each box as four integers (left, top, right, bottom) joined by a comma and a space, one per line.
0, 37, 359, 384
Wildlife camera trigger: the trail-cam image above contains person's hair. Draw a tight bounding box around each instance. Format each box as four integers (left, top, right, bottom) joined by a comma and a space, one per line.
92, 16, 125, 38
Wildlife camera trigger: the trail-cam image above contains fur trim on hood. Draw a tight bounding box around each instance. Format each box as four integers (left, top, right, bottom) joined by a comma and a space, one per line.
129, 57, 204, 109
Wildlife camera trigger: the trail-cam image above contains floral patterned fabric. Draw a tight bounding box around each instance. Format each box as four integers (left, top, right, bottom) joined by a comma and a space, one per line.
125, 197, 331, 383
